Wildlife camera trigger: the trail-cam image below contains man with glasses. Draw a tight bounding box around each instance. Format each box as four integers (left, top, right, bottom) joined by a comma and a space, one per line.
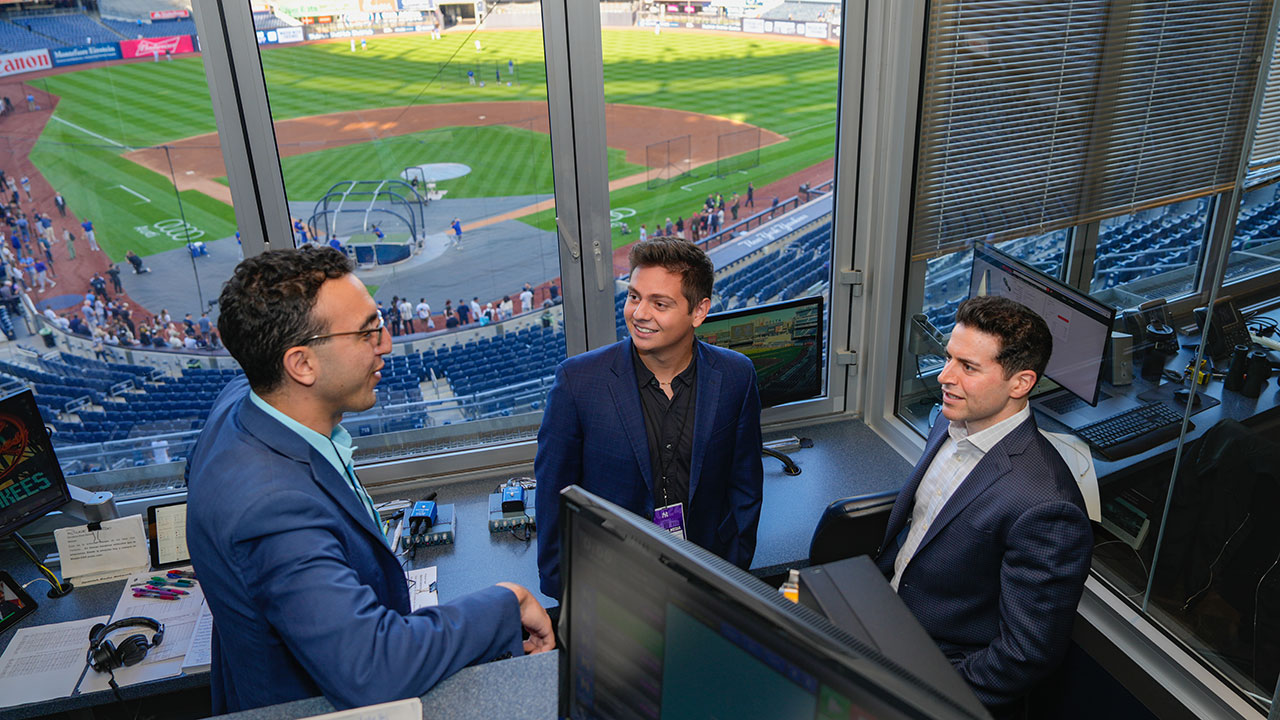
186, 247, 552, 713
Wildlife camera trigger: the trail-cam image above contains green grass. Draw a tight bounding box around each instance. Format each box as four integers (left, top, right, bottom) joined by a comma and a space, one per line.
274, 125, 643, 200
30, 29, 840, 257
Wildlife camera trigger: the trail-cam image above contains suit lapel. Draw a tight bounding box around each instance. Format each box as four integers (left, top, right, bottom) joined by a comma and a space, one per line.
688, 342, 721, 502
881, 418, 951, 551
912, 416, 1037, 555
238, 397, 392, 554
608, 340, 654, 494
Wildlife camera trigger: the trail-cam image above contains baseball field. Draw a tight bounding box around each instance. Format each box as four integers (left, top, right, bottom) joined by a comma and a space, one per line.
23, 28, 840, 262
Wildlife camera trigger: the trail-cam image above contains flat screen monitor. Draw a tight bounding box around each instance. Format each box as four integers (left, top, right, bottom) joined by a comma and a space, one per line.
0, 389, 70, 537
969, 244, 1116, 405
695, 296, 823, 408
558, 486, 990, 720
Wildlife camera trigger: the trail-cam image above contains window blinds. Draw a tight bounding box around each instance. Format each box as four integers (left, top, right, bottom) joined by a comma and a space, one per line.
912, 0, 1272, 260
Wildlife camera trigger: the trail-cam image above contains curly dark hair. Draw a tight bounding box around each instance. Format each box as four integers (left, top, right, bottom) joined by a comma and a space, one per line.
218, 247, 353, 393
955, 295, 1053, 381
627, 238, 715, 312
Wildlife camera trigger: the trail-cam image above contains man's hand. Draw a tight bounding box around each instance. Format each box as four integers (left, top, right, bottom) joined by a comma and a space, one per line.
496, 582, 555, 655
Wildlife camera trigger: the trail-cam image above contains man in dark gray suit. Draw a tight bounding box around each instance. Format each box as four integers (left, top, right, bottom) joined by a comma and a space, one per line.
876, 295, 1092, 716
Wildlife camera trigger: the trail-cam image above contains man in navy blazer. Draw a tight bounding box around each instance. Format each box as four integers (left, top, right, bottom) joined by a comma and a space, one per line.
876, 296, 1092, 715
187, 248, 552, 713
536, 239, 763, 599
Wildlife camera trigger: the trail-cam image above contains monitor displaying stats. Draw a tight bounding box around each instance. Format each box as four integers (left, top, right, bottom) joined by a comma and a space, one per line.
969, 243, 1116, 405
696, 296, 824, 408
0, 390, 70, 538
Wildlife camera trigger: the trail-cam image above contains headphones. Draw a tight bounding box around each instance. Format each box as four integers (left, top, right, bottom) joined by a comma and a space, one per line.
86, 617, 165, 674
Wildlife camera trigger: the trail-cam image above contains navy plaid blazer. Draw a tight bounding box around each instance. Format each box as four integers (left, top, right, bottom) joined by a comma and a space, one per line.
535, 338, 764, 599
875, 414, 1093, 709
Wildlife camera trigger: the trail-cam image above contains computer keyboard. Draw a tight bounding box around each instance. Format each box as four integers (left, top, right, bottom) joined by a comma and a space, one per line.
1074, 400, 1191, 460
1040, 390, 1112, 415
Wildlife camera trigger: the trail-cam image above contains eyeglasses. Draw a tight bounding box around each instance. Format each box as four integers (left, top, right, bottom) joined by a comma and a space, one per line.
303, 315, 385, 346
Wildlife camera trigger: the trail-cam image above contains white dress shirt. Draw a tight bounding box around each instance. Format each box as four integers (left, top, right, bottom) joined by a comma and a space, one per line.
891, 404, 1031, 590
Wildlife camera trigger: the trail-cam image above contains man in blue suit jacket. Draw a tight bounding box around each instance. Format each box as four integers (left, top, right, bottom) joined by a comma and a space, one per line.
876, 296, 1092, 715
187, 248, 552, 713
536, 238, 763, 599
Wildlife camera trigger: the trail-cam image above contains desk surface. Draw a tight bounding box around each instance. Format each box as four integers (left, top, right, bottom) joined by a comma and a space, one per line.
0, 415, 912, 718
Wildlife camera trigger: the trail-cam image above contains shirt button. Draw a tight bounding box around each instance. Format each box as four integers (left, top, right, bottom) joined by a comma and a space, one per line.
665, 443, 672, 450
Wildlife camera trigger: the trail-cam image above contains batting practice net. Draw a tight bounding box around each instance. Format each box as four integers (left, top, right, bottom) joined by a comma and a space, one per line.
645, 134, 692, 189
716, 127, 761, 177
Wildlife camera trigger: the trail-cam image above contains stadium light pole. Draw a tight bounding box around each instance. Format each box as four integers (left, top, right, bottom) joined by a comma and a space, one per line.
163, 145, 206, 313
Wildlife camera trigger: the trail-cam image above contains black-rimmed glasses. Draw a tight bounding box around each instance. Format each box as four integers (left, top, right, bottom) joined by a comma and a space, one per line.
302, 315, 385, 346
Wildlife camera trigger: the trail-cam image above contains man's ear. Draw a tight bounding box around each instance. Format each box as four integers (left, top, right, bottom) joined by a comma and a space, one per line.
690, 297, 712, 328
281, 346, 318, 388
1008, 369, 1038, 400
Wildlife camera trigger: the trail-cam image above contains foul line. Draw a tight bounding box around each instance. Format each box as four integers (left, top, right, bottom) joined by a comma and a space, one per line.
51, 116, 134, 151
112, 185, 151, 203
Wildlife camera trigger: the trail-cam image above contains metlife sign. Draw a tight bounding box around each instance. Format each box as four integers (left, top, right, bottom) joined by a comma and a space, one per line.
51, 44, 122, 67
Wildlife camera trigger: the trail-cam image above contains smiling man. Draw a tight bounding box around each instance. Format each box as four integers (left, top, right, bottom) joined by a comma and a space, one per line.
186, 248, 552, 713
875, 295, 1092, 717
535, 238, 764, 600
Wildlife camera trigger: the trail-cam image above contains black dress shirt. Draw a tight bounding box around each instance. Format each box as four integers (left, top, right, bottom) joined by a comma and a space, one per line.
633, 344, 698, 509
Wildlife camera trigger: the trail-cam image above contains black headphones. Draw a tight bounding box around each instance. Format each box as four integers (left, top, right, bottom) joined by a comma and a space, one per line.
86, 617, 165, 674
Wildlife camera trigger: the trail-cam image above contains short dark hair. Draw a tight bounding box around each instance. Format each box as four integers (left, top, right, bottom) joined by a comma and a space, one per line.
955, 295, 1052, 381
627, 238, 714, 312
218, 247, 353, 393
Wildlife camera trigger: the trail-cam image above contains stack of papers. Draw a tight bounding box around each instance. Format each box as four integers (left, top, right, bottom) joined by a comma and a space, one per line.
0, 616, 108, 708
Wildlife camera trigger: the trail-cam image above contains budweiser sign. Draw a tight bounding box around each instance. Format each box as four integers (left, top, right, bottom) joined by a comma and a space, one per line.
0, 49, 50, 78
150, 9, 190, 20
120, 35, 195, 59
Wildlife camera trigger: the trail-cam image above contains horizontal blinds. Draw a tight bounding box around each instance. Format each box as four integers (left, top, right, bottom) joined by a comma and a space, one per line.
1247, 30, 1280, 185
913, 0, 1273, 261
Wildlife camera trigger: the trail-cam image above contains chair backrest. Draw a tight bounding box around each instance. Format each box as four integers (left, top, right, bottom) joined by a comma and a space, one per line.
808, 489, 898, 566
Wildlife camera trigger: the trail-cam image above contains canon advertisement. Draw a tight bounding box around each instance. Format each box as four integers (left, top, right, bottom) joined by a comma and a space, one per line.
0, 49, 51, 78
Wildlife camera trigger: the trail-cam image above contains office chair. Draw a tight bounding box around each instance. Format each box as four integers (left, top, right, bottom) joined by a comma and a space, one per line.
808, 489, 897, 566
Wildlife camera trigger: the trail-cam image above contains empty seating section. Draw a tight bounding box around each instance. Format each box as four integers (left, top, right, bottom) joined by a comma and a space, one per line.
99, 0, 190, 21
761, 2, 836, 22
922, 232, 1069, 334
1090, 210, 1204, 290
713, 220, 832, 310
0, 20, 55, 51
433, 325, 566, 398
21, 15, 121, 46
103, 17, 196, 38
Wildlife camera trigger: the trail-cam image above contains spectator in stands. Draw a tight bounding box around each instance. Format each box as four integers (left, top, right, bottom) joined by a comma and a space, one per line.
665, 217, 674, 237
416, 298, 434, 330
445, 309, 459, 329
444, 299, 453, 318
42, 308, 68, 330
519, 284, 534, 314
549, 283, 559, 304
91, 330, 107, 359
199, 312, 212, 339
469, 297, 483, 322
159, 308, 172, 327
456, 298, 471, 325
387, 296, 403, 335
540, 308, 553, 328
68, 315, 88, 337
183, 313, 196, 334
499, 295, 513, 320
184, 330, 199, 351
126, 250, 149, 274
675, 215, 684, 239
399, 297, 414, 334
107, 265, 123, 294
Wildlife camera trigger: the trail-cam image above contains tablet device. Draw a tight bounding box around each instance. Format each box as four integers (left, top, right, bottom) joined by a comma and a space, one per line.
0, 570, 36, 634
147, 501, 191, 569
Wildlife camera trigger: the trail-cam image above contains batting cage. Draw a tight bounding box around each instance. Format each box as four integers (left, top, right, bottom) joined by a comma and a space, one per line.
716, 127, 762, 178
645, 134, 692, 189
307, 179, 427, 266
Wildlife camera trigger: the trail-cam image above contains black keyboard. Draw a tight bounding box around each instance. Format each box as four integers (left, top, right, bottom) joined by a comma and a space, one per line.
1074, 400, 1191, 460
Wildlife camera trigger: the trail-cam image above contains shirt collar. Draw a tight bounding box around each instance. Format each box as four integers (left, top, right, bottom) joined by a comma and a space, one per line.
249, 390, 356, 473
947, 403, 1030, 454
632, 341, 698, 389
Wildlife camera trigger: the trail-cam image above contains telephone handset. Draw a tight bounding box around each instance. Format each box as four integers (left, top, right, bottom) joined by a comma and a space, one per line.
1194, 295, 1251, 359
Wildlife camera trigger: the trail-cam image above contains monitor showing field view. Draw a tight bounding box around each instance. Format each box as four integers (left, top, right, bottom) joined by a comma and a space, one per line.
696, 297, 824, 408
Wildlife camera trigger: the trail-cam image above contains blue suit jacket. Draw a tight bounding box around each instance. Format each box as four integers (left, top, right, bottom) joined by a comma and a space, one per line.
875, 414, 1092, 709
535, 339, 764, 599
186, 377, 522, 713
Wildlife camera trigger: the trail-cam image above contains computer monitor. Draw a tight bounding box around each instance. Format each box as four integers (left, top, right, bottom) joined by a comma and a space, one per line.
558, 486, 991, 720
969, 243, 1116, 405
695, 296, 823, 408
0, 389, 71, 538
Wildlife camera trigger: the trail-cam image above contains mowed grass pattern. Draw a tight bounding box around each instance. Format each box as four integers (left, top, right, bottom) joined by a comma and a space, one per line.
276, 125, 644, 201
29, 29, 839, 256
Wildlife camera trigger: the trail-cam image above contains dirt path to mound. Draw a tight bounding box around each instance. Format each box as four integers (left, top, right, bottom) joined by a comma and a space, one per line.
124, 102, 787, 207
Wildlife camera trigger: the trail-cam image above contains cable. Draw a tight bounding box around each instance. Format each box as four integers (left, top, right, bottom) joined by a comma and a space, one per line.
11, 531, 72, 597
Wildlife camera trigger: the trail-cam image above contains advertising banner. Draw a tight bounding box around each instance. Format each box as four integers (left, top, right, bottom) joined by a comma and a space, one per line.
0, 49, 50, 78
802, 22, 828, 39
257, 26, 305, 44
150, 9, 190, 19
741, 17, 764, 33
50, 44, 122, 67
120, 35, 195, 59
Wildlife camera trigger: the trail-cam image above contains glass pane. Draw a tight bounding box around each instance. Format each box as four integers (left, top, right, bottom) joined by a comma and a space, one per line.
1226, 180, 1280, 282
1089, 198, 1210, 307
602, 7, 841, 406
896, 230, 1069, 434
257, 9, 564, 460
0, 13, 239, 499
